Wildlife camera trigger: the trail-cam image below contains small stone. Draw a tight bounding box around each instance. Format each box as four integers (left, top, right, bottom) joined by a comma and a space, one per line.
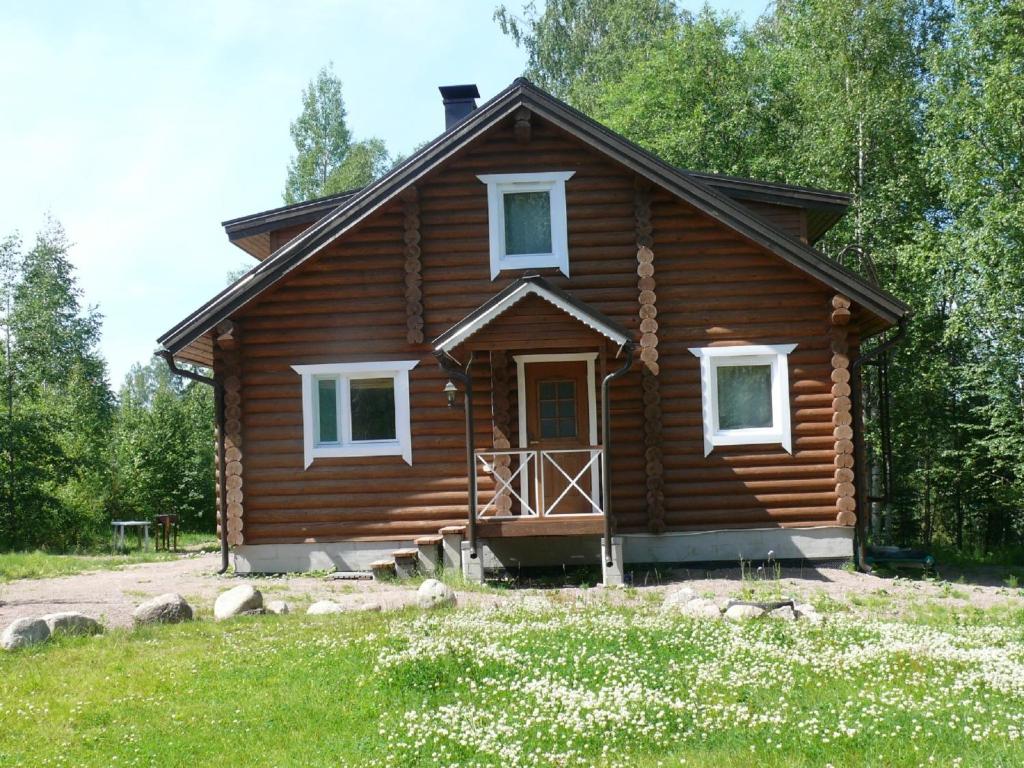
724, 603, 766, 622
1, 617, 50, 650
769, 605, 797, 621
416, 579, 456, 610
661, 587, 698, 611
679, 597, 722, 619
265, 600, 291, 615
133, 593, 193, 625
41, 612, 102, 636
306, 600, 345, 615
355, 602, 382, 612
214, 584, 263, 620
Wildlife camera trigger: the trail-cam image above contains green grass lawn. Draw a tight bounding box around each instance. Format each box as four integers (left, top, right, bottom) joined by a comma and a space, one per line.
0, 533, 219, 581
1, 599, 1022, 767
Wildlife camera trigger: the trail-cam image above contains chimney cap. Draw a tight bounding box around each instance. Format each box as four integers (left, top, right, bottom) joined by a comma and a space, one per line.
439, 84, 481, 102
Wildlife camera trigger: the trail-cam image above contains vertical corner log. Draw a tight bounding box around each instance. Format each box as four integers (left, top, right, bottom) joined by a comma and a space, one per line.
513, 106, 532, 144
401, 187, 424, 345
217, 324, 244, 547
635, 182, 664, 532
642, 367, 666, 533
489, 351, 512, 514
830, 296, 855, 526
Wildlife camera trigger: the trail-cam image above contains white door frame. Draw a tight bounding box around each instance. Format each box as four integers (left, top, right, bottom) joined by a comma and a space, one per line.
513, 352, 600, 514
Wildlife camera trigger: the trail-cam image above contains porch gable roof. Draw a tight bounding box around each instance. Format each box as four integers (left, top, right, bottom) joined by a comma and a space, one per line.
432, 276, 634, 354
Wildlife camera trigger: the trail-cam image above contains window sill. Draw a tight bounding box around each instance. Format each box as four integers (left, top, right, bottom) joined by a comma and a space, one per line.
308, 441, 409, 465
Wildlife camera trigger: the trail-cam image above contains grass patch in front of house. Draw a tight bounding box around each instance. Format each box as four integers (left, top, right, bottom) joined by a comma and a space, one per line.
2, 599, 1023, 767
0, 534, 218, 581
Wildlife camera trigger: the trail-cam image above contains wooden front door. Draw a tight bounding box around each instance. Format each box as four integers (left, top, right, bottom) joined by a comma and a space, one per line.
524, 360, 594, 515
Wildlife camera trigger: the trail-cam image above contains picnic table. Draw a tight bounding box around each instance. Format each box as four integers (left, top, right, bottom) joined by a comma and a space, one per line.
111, 520, 152, 552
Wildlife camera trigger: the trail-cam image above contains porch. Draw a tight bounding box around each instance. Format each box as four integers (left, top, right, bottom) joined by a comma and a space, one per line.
432, 276, 636, 582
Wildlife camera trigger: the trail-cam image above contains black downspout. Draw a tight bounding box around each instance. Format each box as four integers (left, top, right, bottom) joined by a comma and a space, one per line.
601, 342, 635, 567
850, 316, 908, 572
435, 350, 478, 558
158, 350, 230, 575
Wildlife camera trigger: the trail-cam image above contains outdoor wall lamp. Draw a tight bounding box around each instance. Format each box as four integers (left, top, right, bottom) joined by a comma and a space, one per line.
443, 379, 458, 408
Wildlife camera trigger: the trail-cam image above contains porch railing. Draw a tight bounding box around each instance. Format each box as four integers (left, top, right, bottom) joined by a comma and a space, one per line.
474, 447, 605, 520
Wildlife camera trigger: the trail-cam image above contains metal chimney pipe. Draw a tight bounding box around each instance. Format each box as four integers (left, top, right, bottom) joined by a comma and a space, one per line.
439, 84, 480, 130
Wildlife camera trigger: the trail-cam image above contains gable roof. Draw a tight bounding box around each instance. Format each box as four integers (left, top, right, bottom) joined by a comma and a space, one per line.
158, 78, 908, 358
433, 275, 634, 353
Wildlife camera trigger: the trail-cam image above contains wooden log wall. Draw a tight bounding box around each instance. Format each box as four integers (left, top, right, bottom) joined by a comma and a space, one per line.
216, 321, 245, 547
640, 184, 845, 533
228, 115, 867, 544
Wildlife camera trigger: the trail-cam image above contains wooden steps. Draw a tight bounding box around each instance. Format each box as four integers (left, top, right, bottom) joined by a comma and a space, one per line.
369, 526, 466, 581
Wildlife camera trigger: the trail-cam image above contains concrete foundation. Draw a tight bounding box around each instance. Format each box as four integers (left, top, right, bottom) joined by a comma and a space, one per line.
232, 526, 853, 575
601, 536, 625, 586
622, 526, 853, 564
461, 540, 485, 583
232, 540, 414, 574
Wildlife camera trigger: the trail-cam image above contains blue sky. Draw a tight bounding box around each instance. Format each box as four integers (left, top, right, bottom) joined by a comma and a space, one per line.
1, 0, 768, 385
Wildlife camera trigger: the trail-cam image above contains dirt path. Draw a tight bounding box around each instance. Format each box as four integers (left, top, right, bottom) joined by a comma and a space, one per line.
1, 555, 1020, 630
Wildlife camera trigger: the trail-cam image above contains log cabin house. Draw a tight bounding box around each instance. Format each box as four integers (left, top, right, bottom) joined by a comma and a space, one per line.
158, 79, 909, 584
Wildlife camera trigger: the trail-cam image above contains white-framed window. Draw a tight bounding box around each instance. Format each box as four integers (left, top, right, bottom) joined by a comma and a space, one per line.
477, 171, 574, 279
688, 344, 797, 456
291, 361, 418, 468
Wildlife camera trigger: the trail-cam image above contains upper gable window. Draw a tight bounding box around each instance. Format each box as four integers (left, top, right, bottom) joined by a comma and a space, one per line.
477, 171, 574, 279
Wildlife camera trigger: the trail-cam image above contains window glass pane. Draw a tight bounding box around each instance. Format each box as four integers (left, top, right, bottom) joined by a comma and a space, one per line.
717, 364, 773, 430
503, 191, 552, 255
536, 379, 577, 438
316, 378, 338, 444
350, 377, 396, 441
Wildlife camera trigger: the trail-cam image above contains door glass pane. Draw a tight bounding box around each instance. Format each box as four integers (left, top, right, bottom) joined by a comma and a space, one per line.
504, 191, 552, 255
316, 378, 338, 444
350, 378, 396, 441
537, 379, 577, 439
717, 364, 773, 430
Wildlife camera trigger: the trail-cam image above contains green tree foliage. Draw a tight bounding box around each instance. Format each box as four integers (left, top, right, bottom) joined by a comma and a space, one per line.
110, 359, 215, 533
500, 0, 1023, 554
0, 221, 113, 549
283, 64, 391, 203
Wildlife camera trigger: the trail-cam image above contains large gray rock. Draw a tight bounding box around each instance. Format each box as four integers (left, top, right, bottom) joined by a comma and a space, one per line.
306, 600, 345, 615
661, 587, 698, 612
214, 584, 263, 620
724, 603, 766, 622
416, 579, 456, 610
41, 612, 102, 637
679, 597, 723, 619
2, 617, 51, 650
133, 593, 193, 625
265, 600, 291, 615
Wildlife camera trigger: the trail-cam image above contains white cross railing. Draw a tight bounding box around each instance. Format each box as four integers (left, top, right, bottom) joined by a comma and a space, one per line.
540, 448, 604, 516
474, 447, 605, 520
475, 449, 538, 518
